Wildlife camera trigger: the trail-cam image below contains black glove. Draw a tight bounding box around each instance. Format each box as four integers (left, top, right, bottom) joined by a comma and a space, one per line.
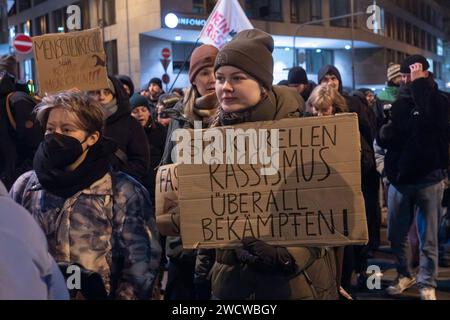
58, 262, 108, 300
240, 237, 296, 275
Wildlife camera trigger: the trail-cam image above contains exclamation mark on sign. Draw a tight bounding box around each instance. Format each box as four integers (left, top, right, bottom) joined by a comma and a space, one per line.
342, 209, 349, 237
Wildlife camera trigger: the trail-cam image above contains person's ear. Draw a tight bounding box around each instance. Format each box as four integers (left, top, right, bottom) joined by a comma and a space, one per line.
424, 70, 429, 78
86, 131, 100, 148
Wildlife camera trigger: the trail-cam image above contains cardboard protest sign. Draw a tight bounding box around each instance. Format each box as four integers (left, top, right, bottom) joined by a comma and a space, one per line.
155, 164, 180, 236
32, 28, 108, 94
176, 114, 368, 249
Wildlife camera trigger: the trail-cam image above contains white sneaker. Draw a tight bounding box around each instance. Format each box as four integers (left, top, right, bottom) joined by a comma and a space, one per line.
419, 287, 437, 300
386, 276, 416, 295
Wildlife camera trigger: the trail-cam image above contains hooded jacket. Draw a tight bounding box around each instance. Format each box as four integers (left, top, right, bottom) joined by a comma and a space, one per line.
377, 76, 449, 185
104, 76, 150, 184
0, 180, 68, 300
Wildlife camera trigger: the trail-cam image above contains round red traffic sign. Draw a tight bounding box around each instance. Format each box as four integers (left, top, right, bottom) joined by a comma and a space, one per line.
162, 73, 170, 84
13, 34, 33, 54
162, 48, 171, 59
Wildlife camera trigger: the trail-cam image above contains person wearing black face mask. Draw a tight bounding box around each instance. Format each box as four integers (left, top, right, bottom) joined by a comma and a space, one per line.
9, 91, 162, 300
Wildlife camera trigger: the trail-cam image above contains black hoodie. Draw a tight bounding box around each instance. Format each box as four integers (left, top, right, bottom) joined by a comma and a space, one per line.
104, 76, 150, 184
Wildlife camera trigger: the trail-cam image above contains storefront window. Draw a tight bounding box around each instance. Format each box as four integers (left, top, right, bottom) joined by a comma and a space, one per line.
18, 0, 32, 12
24, 59, 33, 81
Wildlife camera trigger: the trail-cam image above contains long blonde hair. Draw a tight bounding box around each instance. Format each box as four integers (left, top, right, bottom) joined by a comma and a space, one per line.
306, 84, 348, 115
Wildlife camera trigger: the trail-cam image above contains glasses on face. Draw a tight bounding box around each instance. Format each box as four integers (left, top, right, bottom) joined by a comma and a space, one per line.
216, 73, 255, 87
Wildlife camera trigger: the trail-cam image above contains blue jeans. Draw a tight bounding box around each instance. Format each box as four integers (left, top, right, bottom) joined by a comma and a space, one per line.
388, 181, 444, 288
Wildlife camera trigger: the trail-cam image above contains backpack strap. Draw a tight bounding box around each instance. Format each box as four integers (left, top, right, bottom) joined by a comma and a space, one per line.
5, 92, 16, 130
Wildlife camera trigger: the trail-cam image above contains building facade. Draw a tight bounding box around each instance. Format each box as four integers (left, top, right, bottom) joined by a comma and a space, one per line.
6, 0, 449, 92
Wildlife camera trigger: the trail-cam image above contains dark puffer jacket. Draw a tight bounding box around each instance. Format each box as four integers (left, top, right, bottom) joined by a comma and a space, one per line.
377, 76, 449, 185
104, 76, 150, 185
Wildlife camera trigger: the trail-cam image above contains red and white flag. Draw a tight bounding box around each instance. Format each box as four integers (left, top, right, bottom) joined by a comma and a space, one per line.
199, 0, 253, 49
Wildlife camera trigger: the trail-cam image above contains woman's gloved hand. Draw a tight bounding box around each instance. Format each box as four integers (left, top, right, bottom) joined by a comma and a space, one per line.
239, 237, 296, 275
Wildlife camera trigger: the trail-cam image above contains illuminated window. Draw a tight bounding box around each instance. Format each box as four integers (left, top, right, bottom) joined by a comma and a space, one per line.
306, 49, 333, 74
53, 8, 67, 33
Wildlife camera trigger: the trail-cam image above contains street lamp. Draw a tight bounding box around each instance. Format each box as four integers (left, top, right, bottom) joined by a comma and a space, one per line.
292, 11, 366, 66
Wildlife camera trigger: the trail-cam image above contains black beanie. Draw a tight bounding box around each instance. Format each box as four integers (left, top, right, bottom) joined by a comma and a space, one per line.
317, 65, 343, 93
288, 67, 308, 85
400, 55, 430, 73
214, 29, 274, 89
148, 77, 163, 90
